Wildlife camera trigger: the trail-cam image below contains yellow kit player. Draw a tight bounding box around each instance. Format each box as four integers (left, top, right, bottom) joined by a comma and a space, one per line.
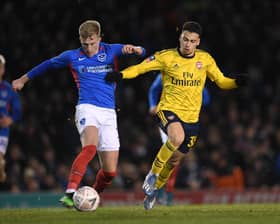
105, 21, 248, 210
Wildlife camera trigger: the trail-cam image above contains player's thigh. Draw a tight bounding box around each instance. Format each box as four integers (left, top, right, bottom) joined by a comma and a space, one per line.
97, 150, 119, 172
167, 122, 185, 147
80, 126, 98, 147
95, 110, 119, 172
97, 112, 120, 151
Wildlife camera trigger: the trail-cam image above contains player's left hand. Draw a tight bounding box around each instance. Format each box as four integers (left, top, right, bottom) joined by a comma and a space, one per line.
105, 71, 123, 83
235, 74, 249, 87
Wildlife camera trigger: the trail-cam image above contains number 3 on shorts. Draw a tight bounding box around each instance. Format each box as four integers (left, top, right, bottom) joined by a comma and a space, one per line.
187, 136, 197, 149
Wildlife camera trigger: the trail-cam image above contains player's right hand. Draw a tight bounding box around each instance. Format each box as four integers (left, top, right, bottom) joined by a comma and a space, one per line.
105, 71, 123, 83
12, 79, 24, 91
12, 74, 30, 91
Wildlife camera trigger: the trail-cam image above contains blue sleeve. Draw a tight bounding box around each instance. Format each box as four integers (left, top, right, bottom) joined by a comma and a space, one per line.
148, 74, 162, 109
110, 44, 124, 56
111, 44, 146, 57
202, 87, 211, 107
10, 90, 21, 122
27, 51, 72, 79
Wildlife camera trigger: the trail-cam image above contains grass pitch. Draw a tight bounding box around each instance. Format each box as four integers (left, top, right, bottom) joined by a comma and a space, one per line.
0, 204, 280, 224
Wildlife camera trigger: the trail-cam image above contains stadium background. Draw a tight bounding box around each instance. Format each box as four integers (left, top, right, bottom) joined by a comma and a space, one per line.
0, 0, 280, 203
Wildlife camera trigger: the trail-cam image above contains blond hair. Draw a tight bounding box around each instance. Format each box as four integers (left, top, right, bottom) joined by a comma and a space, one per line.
0, 54, 5, 64
79, 20, 101, 39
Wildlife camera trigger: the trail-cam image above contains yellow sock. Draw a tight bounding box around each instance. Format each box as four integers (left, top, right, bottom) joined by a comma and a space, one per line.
155, 163, 174, 189
151, 140, 177, 175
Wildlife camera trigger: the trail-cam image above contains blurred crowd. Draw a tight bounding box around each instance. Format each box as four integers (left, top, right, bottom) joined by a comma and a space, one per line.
1, 0, 280, 193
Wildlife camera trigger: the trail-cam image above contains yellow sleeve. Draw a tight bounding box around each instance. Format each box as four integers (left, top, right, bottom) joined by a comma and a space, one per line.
215, 76, 238, 89
121, 54, 163, 79
206, 53, 237, 89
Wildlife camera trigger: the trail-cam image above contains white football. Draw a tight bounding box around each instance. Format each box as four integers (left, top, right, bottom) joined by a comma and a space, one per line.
73, 186, 100, 212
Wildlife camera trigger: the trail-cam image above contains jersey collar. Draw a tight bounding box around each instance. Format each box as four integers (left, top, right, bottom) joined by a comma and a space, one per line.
177, 47, 195, 59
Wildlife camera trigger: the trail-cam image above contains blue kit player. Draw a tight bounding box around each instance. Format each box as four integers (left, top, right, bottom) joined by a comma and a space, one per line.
12, 20, 146, 207
0, 54, 21, 182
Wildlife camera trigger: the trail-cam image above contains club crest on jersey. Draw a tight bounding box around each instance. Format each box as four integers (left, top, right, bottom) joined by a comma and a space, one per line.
97, 53, 106, 62
196, 61, 203, 69
146, 55, 155, 62
80, 118, 86, 125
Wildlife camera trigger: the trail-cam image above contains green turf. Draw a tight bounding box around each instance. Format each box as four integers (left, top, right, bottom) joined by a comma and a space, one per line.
0, 204, 280, 224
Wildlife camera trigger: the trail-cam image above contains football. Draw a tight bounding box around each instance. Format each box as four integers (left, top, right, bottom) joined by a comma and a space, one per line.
73, 186, 100, 212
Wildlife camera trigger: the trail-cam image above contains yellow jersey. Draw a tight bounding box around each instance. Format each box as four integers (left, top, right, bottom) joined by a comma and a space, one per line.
121, 48, 237, 123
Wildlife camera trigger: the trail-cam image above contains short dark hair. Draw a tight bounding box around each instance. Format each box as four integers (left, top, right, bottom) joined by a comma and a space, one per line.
182, 21, 202, 36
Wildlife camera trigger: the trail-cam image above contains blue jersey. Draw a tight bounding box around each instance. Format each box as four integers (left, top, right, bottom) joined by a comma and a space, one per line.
148, 73, 211, 109
27, 42, 145, 109
0, 81, 21, 136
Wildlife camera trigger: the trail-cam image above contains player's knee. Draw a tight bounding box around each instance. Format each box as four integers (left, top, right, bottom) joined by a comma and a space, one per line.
167, 123, 185, 147
168, 134, 184, 148
81, 145, 96, 159
83, 144, 96, 153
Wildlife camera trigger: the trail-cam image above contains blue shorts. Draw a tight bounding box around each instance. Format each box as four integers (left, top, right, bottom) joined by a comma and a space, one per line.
156, 110, 200, 153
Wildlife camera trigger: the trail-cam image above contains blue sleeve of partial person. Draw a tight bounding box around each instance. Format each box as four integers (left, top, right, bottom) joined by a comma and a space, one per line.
148, 74, 162, 109
27, 51, 71, 79
202, 87, 211, 107
27, 60, 55, 79
10, 90, 21, 122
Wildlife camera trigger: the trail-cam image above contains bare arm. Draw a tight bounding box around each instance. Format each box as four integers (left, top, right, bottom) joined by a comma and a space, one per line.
12, 74, 30, 91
